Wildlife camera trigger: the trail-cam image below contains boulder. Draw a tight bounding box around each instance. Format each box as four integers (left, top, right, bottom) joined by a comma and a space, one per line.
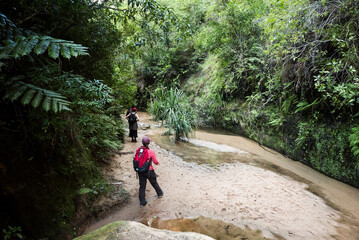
75, 221, 214, 240
139, 123, 150, 130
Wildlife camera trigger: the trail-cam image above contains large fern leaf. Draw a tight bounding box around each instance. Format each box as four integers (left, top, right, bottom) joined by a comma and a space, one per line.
2, 34, 88, 59
0, 14, 81, 114
3, 80, 72, 112
1, 14, 89, 60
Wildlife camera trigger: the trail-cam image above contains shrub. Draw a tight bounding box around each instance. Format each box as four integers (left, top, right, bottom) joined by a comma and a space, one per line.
149, 87, 197, 140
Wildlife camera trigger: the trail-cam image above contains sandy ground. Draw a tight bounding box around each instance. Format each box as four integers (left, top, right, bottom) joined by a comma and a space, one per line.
84, 113, 359, 240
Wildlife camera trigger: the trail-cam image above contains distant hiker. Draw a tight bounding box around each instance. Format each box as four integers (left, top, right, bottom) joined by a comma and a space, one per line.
134, 137, 163, 207
125, 106, 134, 137
126, 105, 134, 116
126, 107, 139, 142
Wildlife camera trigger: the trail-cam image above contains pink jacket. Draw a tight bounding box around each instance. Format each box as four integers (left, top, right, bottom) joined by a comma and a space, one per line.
148, 149, 159, 170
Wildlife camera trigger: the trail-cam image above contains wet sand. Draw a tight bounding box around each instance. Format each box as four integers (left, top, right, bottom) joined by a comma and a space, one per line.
194, 130, 359, 220
83, 112, 359, 239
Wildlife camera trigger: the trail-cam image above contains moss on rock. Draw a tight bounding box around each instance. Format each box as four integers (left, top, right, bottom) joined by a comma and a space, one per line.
75, 221, 214, 240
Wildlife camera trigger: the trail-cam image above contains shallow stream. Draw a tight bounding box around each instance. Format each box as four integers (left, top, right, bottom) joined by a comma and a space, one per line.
144, 121, 359, 239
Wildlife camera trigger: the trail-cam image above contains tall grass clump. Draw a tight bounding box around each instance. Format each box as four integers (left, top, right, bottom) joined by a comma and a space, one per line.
149, 87, 197, 140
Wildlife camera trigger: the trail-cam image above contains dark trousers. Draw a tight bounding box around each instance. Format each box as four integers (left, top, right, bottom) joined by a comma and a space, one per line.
129, 129, 137, 138
138, 170, 162, 205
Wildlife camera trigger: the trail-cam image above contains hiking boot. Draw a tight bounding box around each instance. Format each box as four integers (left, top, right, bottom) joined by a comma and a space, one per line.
158, 192, 164, 198
140, 200, 148, 207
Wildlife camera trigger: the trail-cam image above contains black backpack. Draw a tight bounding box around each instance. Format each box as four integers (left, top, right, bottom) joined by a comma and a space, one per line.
133, 147, 151, 173
128, 112, 136, 124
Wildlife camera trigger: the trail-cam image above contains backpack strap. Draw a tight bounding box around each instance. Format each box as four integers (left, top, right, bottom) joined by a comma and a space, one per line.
143, 146, 152, 177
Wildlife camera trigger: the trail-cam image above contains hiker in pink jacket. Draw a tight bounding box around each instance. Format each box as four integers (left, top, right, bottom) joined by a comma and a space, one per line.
137, 137, 163, 206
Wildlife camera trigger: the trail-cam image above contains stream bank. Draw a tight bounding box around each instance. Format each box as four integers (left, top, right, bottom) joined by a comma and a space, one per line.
81, 112, 359, 240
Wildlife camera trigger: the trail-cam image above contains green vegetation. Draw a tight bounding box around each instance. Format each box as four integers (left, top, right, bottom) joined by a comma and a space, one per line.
149, 87, 197, 140
2, 226, 23, 240
133, 0, 359, 186
0, 0, 174, 238
1, 0, 359, 238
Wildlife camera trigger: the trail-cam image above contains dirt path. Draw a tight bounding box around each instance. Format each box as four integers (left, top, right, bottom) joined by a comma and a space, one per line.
83, 112, 359, 240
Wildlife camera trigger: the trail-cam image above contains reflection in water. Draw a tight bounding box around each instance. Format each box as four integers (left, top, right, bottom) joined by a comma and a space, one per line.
142, 216, 284, 240
187, 138, 248, 154
149, 134, 250, 167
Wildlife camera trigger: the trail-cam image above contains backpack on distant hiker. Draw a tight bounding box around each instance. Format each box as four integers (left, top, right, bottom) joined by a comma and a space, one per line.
133, 146, 152, 173
128, 112, 137, 124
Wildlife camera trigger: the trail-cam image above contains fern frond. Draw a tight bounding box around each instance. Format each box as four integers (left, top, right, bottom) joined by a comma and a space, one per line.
61, 105, 72, 112
60, 45, 71, 59
42, 96, 51, 112
0, 13, 17, 29
31, 91, 43, 108
1, 14, 88, 60
12, 36, 27, 59
52, 99, 58, 113
7, 84, 28, 101
48, 42, 60, 59
69, 47, 79, 57
58, 103, 63, 112
32, 36, 88, 58
21, 89, 36, 105
43, 91, 67, 99
23, 35, 40, 56
0, 52, 10, 61
2, 39, 16, 48
0, 44, 13, 60
54, 99, 72, 105
34, 39, 51, 55
3, 80, 72, 112
1, 30, 89, 59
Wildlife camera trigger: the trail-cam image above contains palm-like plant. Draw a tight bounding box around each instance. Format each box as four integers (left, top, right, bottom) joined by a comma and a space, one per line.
150, 87, 197, 140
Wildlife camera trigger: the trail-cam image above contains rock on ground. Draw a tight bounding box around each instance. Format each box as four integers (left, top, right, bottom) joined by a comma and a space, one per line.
74, 221, 214, 240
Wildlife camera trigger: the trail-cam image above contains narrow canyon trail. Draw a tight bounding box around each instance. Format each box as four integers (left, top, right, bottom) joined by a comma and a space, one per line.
83, 112, 359, 240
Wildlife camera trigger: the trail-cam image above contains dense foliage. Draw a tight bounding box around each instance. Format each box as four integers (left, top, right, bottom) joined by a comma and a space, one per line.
134, 0, 359, 186
0, 0, 175, 238
0, 10, 120, 240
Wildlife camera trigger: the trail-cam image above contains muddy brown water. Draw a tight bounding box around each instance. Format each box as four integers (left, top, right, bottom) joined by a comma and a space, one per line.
84, 113, 359, 240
